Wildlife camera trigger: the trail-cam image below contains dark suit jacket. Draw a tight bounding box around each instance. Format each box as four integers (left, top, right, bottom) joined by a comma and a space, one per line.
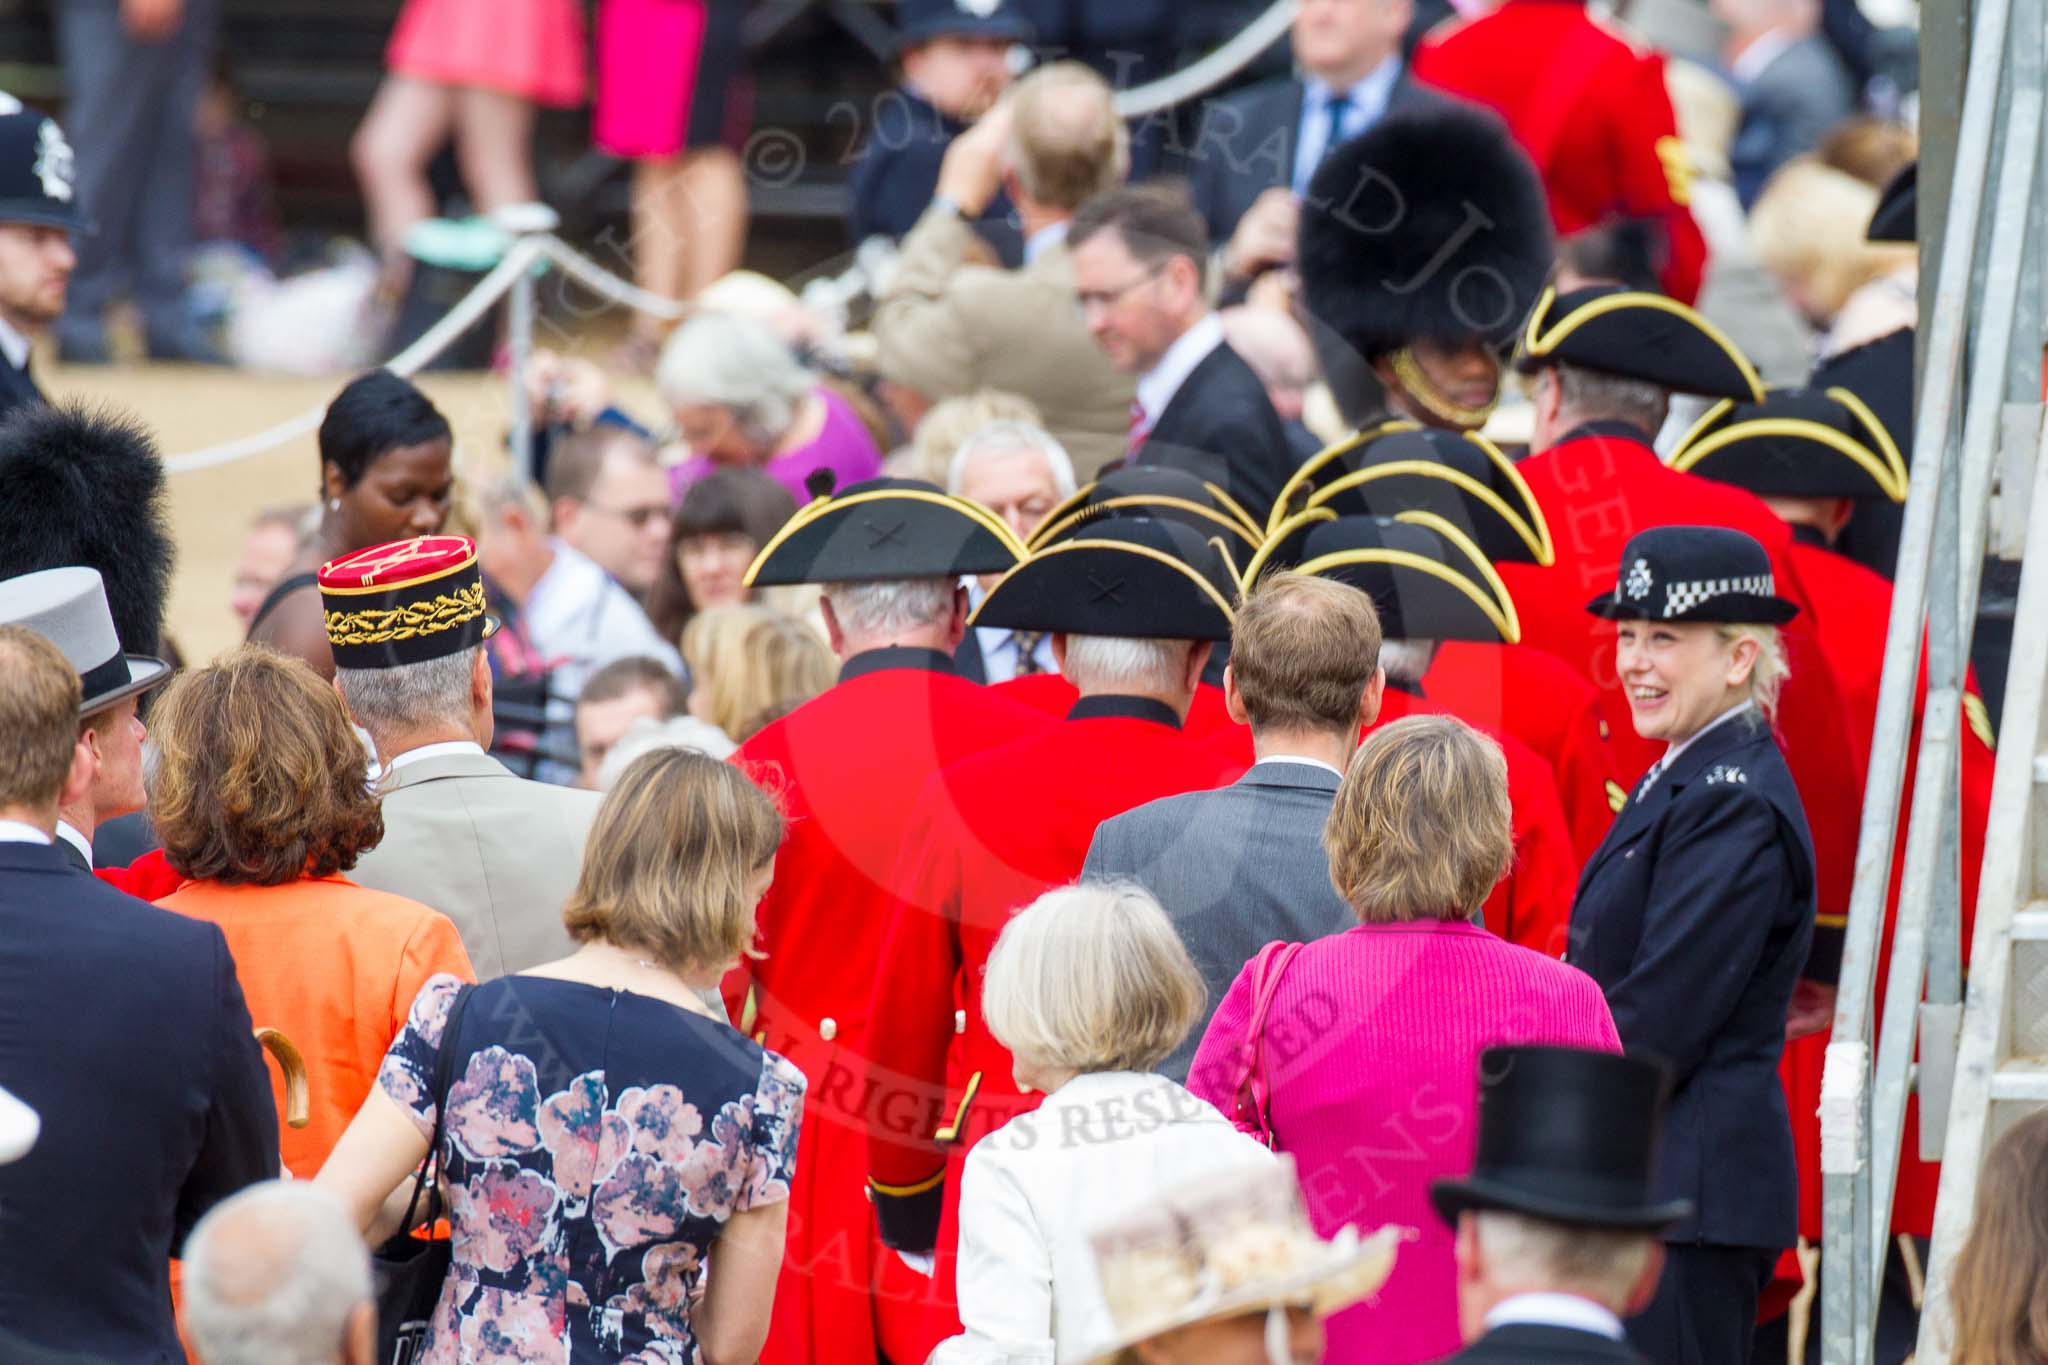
0, 353, 43, 425
1141, 338, 1297, 526
1184, 68, 1462, 245
1083, 761, 1355, 1081
846, 87, 1023, 265
0, 841, 278, 1360
1434, 1323, 1651, 1363
1565, 714, 1814, 1249
1731, 34, 1857, 206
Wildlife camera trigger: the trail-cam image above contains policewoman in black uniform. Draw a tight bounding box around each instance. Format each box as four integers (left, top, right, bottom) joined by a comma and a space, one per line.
1565, 525, 1817, 1365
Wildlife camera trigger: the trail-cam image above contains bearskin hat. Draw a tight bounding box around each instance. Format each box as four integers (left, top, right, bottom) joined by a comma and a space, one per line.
0, 403, 173, 655
1299, 105, 1555, 373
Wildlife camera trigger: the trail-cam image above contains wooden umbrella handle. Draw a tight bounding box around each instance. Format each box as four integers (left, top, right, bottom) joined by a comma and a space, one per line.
254, 1027, 311, 1130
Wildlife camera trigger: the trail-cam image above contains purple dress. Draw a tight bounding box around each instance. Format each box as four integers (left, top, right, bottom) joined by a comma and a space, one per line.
378, 973, 805, 1363
667, 385, 882, 506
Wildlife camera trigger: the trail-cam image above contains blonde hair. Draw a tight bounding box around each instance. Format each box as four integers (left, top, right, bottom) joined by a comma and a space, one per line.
1749, 158, 1917, 323
681, 604, 835, 741
905, 390, 1043, 486
1716, 623, 1789, 724
1950, 1110, 2048, 1365
562, 747, 784, 972
1324, 715, 1513, 922
1008, 61, 1128, 211
982, 882, 1205, 1075
0, 627, 82, 813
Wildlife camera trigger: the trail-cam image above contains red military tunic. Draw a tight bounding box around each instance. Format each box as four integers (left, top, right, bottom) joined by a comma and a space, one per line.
1412, 0, 1707, 304
1423, 639, 1622, 864
993, 672, 1238, 737
1496, 424, 1869, 970
862, 697, 1239, 1361
1773, 539, 1995, 1258
1201, 686, 1579, 956
724, 647, 1052, 1365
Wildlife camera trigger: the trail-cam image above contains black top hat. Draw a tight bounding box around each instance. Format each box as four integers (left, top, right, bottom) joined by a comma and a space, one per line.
895, 0, 1032, 50
1028, 465, 1263, 554
745, 477, 1024, 587
1249, 511, 1519, 643
318, 535, 500, 669
0, 108, 87, 233
1300, 106, 1554, 363
1269, 421, 1554, 566
1585, 525, 1799, 625
1867, 162, 1915, 244
1515, 285, 1764, 402
1431, 1046, 1693, 1232
1670, 386, 1908, 502
0, 566, 172, 714
972, 517, 1238, 642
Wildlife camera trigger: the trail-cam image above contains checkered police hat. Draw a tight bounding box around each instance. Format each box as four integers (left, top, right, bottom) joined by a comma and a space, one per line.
0, 104, 87, 233
1585, 525, 1799, 625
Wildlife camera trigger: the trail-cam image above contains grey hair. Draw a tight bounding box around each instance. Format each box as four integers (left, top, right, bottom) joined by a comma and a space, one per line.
336, 646, 479, 736
947, 420, 1079, 500
1060, 635, 1188, 694
822, 579, 958, 639
1377, 638, 1438, 685
1473, 1210, 1654, 1311
1550, 360, 1669, 437
182, 1182, 372, 1365
656, 311, 816, 448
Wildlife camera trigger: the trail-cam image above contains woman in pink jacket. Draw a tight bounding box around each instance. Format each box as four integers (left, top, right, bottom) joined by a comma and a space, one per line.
1189, 715, 1622, 1363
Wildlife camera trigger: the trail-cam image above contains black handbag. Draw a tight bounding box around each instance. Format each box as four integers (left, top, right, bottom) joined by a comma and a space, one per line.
371, 983, 474, 1365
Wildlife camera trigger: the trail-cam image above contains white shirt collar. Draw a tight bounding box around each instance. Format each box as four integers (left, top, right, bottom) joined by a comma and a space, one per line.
1135, 313, 1225, 429
1254, 754, 1345, 778
1484, 1292, 1626, 1341
1730, 27, 1801, 83
0, 819, 53, 845
1024, 219, 1069, 267
53, 818, 91, 866
385, 740, 487, 773
1302, 57, 1404, 122
0, 315, 31, 372
1659, 699, 1754, 771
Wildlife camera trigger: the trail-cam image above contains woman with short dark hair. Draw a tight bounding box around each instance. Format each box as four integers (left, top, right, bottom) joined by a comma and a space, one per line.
247, 370, 455, 678
151, 644, 474, 1176
319, 746, 804, 1365
644, 466, 798, 642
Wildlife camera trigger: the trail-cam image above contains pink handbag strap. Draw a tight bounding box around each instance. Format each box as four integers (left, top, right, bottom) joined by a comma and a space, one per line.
1232, 940, 1305, 1148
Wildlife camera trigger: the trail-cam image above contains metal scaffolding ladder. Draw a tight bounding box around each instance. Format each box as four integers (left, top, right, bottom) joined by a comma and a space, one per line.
1815, 0, 2047, 1354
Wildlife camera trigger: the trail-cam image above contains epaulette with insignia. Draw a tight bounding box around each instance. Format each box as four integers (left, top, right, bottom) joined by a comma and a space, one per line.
1704, 765, 1749, 786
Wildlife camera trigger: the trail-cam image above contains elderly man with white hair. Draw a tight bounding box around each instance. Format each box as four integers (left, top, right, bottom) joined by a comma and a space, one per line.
945, 419, 1078, 682
182, 1182, 375, 1365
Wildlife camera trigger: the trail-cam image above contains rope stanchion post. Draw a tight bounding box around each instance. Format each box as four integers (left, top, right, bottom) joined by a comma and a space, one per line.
508, 261, 537, 488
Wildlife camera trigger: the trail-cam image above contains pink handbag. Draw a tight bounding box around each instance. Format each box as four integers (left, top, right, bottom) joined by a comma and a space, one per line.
1229, 940, 1305, 1149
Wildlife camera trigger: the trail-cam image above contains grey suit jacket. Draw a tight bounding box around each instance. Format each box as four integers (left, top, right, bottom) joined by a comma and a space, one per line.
1083, 762, 1356, 1081
1731, 34, 1857, 204
347, 750, 602, 981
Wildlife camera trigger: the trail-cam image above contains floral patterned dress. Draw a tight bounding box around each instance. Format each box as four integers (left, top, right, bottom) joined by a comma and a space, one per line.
379, 973, 805, 1363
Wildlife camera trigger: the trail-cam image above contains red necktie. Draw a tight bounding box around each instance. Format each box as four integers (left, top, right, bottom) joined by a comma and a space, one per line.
1126, 401, 1151, 458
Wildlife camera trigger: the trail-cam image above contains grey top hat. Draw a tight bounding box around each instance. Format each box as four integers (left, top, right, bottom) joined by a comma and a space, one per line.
0, 567, 172, 713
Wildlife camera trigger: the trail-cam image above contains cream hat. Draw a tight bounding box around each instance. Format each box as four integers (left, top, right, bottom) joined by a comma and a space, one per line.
1080, 1157, 1402, 1364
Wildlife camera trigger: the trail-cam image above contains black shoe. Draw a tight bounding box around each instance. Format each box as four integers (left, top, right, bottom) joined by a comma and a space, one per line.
144, 323, 230, 366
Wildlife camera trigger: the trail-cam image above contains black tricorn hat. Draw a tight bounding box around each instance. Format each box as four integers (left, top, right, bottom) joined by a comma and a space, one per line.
1248, 511, 1519, 643
1867, 162, 1915, 244
1431, 1046, 1693, 1232
0, 403, 173, 655
1515, 285, 1764, 402
972, 517, 1238, 642
1027, 465, 1263, 554
1670, 386, 1908, 502
1269, 421, 1554, 566
1299, 105, 1554, 366
745, 476, 1024, 587
1586, 524, 1799, 625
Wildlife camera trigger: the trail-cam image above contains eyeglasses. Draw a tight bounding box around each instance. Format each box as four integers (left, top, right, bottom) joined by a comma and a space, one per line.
1075, 264, 1165, 314
586, 502, 672, 530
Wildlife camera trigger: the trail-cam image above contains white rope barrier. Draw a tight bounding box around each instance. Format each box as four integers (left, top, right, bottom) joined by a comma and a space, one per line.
535, 236, 690, 321
1111, 0, 1299, 119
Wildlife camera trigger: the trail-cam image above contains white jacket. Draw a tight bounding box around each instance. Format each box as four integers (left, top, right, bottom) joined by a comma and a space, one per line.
928, 1071, 1278, 1364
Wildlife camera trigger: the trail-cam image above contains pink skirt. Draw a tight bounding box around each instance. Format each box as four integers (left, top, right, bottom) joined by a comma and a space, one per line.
595, 0, 749, 159
387, 0, 588, 109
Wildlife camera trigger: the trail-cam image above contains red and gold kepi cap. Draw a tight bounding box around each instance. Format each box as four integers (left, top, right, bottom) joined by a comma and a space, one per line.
317, 535, 497, 670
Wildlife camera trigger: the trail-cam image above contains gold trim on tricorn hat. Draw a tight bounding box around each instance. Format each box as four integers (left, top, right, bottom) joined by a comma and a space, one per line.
745, 476, 1025, 587
1515, 285, 1764, 402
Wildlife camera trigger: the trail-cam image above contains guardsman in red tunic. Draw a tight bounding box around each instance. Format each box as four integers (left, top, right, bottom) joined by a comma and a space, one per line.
1500, 286, 1870, 1009
1672, 390, 1996, 1352
1296, 102, 1554, 435
722, 477, 1054, 1365
1410, 0, 1709, 304
1218, 513, 1580, 955
1266, 421, 1622, 860
862, 518, 1243, 1361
